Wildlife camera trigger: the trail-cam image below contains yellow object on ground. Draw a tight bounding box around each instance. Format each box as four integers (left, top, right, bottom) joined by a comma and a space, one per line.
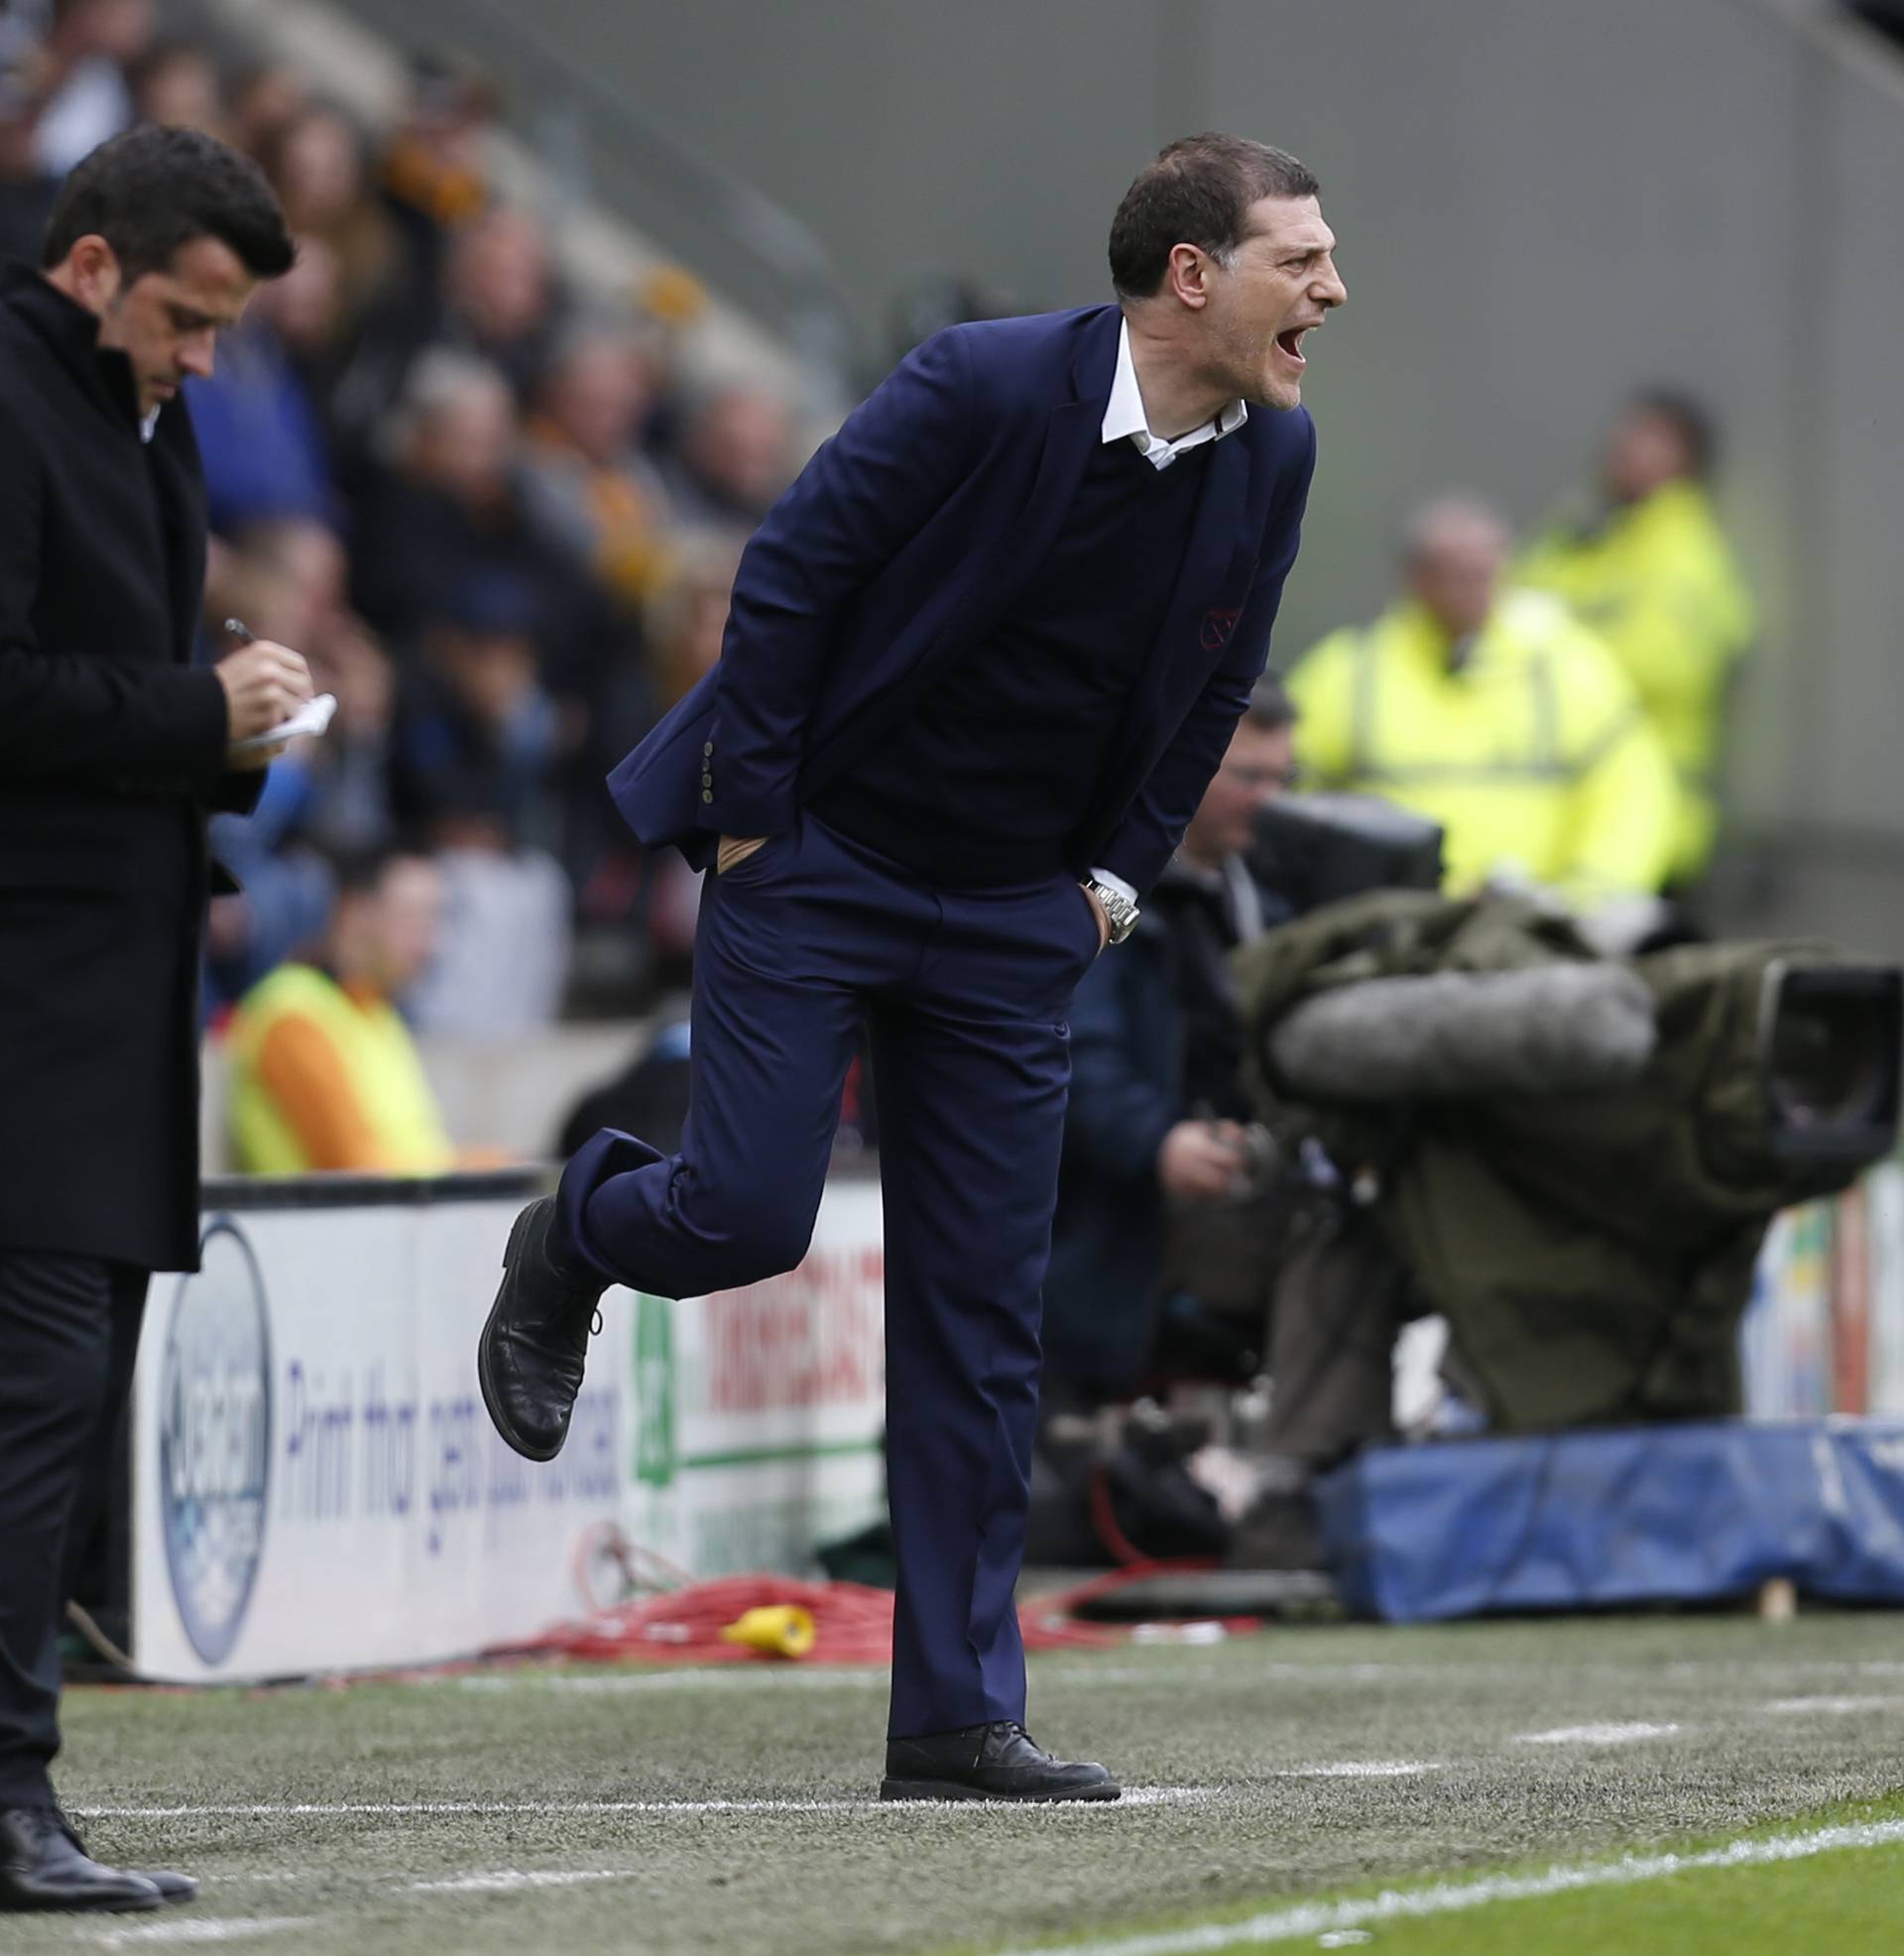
228, 962, 456, 1175
1517, 480, 1753, 879
1288, 590, 1681, 912
720, 1604, 817, 1658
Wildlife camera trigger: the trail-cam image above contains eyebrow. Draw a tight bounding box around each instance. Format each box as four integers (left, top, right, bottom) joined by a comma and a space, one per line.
166, 303, 230, 330
1243, 233, 1336, 261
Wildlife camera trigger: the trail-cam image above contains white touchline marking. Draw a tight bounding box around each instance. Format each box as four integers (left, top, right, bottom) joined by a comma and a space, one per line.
410, 1869, 636, 1894
455, 1668, 886, 1694
1041, 1662, 1459, 1686
89, 1918, 311, 1949
1765, 1696, 1904, 1715
1272, 1763, 1443, 1779
985, 1817, 1904, 1956
1513, 1722, 1681, 1746
73, 1787, 1208, 1821
446, 1659, 1495, 1693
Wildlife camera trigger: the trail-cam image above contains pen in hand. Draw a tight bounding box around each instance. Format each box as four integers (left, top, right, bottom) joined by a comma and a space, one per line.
215, 618, 315, 757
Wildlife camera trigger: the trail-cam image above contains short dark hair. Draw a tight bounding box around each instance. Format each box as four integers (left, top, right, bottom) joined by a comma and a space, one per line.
1109, 134, 1319, 301
330, 845, 432, 902
41, 124, 295, 285
1245, 673, 1298, 733
1628, 387, 1719, 482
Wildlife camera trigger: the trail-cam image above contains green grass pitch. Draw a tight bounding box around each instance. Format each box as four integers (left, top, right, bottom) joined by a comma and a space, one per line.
15, 1612, 1904, 1953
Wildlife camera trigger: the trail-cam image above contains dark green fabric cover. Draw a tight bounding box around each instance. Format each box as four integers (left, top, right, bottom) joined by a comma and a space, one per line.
1238, 893, 1886, 1429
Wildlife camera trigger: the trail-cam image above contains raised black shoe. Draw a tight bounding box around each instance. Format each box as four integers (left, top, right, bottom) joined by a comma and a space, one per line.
476, 1197, 607, 1462
0, 1807, 163, 1912
881, 1721, 1121, 1802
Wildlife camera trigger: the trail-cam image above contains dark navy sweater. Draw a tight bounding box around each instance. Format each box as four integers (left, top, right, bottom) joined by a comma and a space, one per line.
814, 434, 1213, 884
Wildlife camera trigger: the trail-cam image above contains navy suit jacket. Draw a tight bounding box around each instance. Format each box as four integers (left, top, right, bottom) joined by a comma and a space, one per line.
609, 304, 1317, 897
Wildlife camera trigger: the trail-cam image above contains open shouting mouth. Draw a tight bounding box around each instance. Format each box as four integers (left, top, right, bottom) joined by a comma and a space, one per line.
1274, 322, 1320, 371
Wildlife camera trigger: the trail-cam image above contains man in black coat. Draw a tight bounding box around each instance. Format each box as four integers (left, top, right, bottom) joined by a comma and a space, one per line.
0, 127, 304, 1914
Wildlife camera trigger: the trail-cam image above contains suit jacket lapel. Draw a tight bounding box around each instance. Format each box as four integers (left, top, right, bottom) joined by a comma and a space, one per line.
921, 306, 1121, 651
801, 311, 1121, 796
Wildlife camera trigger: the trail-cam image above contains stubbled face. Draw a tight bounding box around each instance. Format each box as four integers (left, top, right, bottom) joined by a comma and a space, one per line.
85, 234, 258, 415
1184, 718, 1298, 863
1201, 194, 1347, 411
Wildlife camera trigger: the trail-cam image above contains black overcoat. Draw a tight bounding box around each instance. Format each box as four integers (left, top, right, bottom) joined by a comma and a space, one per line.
0, 259, 260, 1272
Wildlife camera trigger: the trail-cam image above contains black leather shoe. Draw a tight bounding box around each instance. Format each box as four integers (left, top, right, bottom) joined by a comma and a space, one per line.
881, 1722, 1121, 1802
58, 1813, 195, 1905
477, 1198, 607, 1462
0, 1807, 163, 1911
129, 1866, 197, 1903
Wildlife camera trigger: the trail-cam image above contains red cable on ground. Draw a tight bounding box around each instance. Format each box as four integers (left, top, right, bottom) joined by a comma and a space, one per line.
487, 1523, 1259, 1666
529, 1574, 898, 1665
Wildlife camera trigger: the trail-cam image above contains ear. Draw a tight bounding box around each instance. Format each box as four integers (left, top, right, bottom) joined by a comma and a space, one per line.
1164, 241, 1213, 311
64, 234, 125, 312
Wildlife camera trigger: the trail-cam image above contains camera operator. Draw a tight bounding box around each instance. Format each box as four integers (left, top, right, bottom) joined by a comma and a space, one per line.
1043, 678, 1299, 1406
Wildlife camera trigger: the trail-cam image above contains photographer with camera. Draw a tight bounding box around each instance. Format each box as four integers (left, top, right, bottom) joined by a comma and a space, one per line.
1042, 677, 1300, 1417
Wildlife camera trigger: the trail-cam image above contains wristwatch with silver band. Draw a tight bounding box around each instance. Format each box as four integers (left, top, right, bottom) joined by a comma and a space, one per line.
1083, 877, 1140, 945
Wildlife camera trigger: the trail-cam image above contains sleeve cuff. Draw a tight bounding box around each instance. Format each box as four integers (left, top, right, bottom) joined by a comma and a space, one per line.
1088, 867, 1139, 907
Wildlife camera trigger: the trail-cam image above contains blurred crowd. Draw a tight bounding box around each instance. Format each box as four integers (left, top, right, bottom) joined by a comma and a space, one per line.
2, 0, 802, 1045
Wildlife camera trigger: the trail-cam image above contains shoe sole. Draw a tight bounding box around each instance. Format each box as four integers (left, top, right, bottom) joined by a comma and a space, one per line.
476, 1205, 567, 1465
0, 1891, 166, 1912
878, 1778, 1122, 1803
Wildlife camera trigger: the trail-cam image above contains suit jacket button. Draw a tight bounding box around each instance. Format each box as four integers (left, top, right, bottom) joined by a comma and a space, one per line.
703, 741, 714, 755
702, 790, 714, 802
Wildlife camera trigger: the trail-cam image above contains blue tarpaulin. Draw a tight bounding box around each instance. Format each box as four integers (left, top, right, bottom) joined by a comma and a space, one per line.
1313, 1420, 1904, 1622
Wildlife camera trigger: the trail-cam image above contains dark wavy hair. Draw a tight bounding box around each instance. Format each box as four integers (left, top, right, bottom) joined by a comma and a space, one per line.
1109, 133, 1318, 301
41, 124, 295, 284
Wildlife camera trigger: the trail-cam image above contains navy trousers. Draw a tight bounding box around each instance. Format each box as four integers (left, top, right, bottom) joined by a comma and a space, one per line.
557, 814, 1101, 1736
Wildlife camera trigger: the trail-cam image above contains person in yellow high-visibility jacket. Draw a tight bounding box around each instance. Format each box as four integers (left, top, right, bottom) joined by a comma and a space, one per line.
1517, 390, 1754, 882
228, 850, 459, 1174
1288, 496, 1679, 916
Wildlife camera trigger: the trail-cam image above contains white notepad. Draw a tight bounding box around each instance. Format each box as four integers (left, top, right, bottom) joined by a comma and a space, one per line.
231, 692, 338, 754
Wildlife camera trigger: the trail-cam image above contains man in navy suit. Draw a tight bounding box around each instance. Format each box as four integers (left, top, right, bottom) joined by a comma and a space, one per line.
479, 133, 1346, 1799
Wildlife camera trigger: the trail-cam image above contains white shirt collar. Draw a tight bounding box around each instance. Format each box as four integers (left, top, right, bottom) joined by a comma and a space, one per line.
1101, 315, 1247, 470
140, 406, 161, 444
